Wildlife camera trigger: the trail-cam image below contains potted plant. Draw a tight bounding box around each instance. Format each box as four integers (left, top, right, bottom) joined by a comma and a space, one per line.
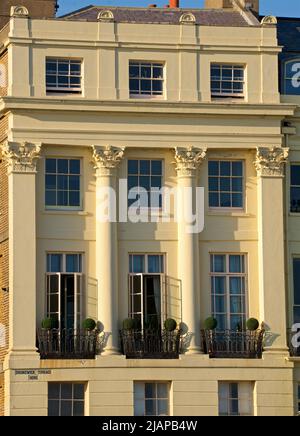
41, 317, 57, 330
164, 318, 177, 332
122, 318, 137, 331
82, 318, 97, 331
246, 318, 260, 331
204, 317, 218, 331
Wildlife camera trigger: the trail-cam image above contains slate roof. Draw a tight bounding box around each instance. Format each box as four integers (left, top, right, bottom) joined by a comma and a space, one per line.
277, 17, 300, 54
61, 5, 259, 27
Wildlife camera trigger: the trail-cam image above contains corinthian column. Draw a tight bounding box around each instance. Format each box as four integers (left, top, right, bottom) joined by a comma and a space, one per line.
254, 146, 289, 353
174, 146, 206, 354
2, 141, 41, 365
92, 145, 125, 355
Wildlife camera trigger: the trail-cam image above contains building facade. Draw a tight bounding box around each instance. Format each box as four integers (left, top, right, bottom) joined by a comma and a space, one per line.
0, 0, 299, 416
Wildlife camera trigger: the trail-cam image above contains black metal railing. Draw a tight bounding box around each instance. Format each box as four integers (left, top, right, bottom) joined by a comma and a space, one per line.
287, 329, 300, 357
37, 328, 102, 359
201, 329, 265, 359
120, 329, 182, 359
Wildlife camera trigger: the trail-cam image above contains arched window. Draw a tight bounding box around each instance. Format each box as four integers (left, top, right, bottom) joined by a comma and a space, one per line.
283, 59, 300, 95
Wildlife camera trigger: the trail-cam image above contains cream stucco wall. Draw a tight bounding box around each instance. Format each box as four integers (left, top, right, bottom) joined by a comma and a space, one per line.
0, 14, 299, 416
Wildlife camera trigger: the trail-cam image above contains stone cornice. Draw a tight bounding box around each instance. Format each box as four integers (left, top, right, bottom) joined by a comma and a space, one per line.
92, 145, 125, 176
254, 146, 289, 177
174, 146, 207, 177
1, 141, 41, 174
0, 97, 296, 118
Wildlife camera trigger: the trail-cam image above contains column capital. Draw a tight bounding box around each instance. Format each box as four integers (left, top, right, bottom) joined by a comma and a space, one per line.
1, 141, 41, 174
174, 146, 207, 177
254, 146, 289, 178
92, 145, 125, 176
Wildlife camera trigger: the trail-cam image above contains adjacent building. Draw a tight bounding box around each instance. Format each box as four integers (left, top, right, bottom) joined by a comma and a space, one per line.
0, 0, 299, 416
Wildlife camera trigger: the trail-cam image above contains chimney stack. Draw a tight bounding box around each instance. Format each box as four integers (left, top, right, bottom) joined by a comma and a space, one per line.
204, 0, 259, 13
169, 0, 179, 8
0, 0, 58, 30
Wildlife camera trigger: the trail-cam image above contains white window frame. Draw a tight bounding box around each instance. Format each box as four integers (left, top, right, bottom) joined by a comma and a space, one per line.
211, 64, 245, 99
134, 382, 170, 416
129, 61, 165, 99
46, 58, 82, 93
210, 254, 248, 331
45, 157, 82, 211
208, 159, 245, 210
218, 382, 253, 416
129, 254, 165, 330
46, 253, 83, 329
48, 383, 85, 416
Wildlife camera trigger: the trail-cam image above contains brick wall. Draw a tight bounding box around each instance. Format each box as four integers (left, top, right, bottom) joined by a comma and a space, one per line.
0, 51, 8, 98
0, 115, 9, 416
0, 0, 57, 30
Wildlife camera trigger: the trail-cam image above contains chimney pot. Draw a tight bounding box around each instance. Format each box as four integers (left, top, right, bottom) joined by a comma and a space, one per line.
169, 0, 179, 8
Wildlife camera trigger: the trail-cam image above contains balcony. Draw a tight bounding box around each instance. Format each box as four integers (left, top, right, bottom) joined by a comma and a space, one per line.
201, 329, 265, 359
120, 329, 182, 359
37, 328, 103, 360
288, 329, 300, 357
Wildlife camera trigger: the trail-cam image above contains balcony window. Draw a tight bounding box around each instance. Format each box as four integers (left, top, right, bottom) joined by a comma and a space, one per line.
48, 383, 85, 416
45, 158, 81, 209
291, 165, 300, 213
208, 160, 244, 209
134, 382, 170, 416
128, 159, 163, 209
46, 253, 83, 330
219, 382, 253, 416
211, 64, 245, 99
210, 254, 247, 331
129, 254, 164, 330
129, 62, 164, 98
46, 58, 82, 94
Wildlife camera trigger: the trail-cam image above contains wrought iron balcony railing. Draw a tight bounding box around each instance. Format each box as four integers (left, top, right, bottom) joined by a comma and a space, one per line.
37, 328, 103, 359
201, 329, 265, 359
120, 329, 182, 359
287, 329, 300, 357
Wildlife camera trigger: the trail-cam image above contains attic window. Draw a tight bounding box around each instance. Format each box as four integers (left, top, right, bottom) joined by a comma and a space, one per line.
46, 58, 82, 94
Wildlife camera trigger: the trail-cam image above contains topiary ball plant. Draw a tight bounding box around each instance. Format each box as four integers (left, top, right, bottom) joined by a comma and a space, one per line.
164, 318, 177, 332
122, 318, 136, 331
204, 317, 218, 331
82, 318, 97, 331
246, 318, 260, 331
41, 318, 57, 330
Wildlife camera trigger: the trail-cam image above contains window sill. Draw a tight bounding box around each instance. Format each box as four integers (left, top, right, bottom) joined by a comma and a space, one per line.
129, 95, 165, 100
42, 210, 88, 216
289, 212, 300, 217
207, 209, 250, 217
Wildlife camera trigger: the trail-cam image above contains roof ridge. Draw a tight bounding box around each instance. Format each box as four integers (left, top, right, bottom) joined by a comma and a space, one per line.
59, 4, 95, 19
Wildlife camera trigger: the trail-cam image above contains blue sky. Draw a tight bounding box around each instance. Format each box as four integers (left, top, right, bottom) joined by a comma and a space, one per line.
58, 0, 300, 18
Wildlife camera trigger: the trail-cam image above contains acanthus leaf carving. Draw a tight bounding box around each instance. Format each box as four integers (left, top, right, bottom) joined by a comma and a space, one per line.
254, 146, 289, 177
92, 145, 125, 176
174, 146, 207, 177
2, 141, 41, 173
